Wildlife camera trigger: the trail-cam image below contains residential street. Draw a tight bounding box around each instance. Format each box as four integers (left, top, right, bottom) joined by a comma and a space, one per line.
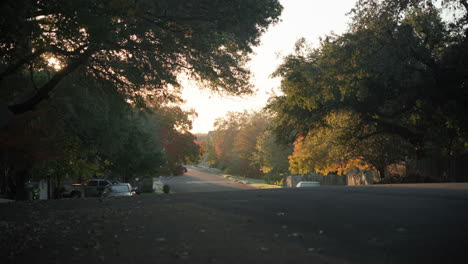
1, 170, 468, 264
163, 167, 256, 193
3, 2, 468, 264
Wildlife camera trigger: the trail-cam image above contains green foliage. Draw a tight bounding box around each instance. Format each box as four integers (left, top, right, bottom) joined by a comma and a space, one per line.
287, 111, 412, 178
204, 110, 293, 181
1, 0, 283, 114
203, 132, 218, 167
48, 73, 163, 181
203, 111, 269, 178
269, 0, 468, 164
18, 70, 200, 182
288, 111, 362, 175
252, 130, 292, 174
263, 172, 286, 186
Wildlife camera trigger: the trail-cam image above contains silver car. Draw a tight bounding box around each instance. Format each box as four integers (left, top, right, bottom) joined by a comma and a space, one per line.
102, 184, 135, 197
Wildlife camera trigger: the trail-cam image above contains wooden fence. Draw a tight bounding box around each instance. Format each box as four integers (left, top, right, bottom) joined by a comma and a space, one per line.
405, 155, 468, 182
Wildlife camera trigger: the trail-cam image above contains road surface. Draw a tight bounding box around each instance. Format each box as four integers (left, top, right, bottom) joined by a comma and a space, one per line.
1, 174, 468, 263
163, 167, 256, 193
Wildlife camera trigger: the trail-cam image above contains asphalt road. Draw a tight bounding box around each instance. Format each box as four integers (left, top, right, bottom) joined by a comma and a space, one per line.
163, 167, 256, 193
1, 173, 468, 264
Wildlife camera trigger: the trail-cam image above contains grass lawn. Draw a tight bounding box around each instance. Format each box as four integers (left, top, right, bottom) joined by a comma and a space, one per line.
223, 174, 283, 189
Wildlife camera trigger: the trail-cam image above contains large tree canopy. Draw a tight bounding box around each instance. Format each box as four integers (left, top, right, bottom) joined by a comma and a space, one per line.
1, 0, 282, 114
269, 0, 468, 158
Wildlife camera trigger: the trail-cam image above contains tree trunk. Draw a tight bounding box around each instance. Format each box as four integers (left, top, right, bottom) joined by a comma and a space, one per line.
14, 169, 27, 200
376, 166, 386, 183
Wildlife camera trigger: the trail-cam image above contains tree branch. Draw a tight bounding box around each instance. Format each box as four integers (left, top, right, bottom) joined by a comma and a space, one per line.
460, 0, 468, 15
0, 45, 87, 84
8, 54, 89, 115
358, 117, 423, 147
0, 49, 45, 83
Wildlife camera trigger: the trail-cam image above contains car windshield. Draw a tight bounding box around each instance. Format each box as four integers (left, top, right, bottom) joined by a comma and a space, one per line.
109, 185, 129, 192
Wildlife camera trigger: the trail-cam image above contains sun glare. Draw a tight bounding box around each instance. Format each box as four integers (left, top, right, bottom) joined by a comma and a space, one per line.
47, 57, 62, 71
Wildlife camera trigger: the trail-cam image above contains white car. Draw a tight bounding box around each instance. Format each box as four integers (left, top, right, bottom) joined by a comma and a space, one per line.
296, 181, 321, 187
102, 183, 135, 197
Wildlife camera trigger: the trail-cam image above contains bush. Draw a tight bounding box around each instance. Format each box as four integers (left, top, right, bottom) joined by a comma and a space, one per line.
265, 173, 286, 186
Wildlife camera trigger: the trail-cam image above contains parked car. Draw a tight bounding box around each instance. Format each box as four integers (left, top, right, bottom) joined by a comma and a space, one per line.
62, 179, 120, 198
101, 183, 135, 197
296, 181, 321, 187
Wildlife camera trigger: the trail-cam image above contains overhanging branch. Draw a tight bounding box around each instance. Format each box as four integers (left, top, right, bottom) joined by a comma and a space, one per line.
0, 49, 45, 83
8, 53, 90, 115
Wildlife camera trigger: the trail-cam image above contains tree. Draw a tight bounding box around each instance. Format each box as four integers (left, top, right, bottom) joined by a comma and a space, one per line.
269, 0, 468, 160
211, 112, 245, 172
287, 111, 411, 179
1, 0, 282, 115
203, 131, 219, 167
0, 106, 66, 199
253, 129, 292, 174
203, 111, 270, 177
5, 68, 200, 187
53, 75, 202, 180
150, 103, 201, 175
252, 129, 292, 184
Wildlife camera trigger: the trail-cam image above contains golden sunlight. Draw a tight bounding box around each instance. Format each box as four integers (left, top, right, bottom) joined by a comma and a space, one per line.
47, 57, 62, 71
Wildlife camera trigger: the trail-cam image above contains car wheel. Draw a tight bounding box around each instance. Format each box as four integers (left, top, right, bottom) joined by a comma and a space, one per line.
162, 184, 170, 194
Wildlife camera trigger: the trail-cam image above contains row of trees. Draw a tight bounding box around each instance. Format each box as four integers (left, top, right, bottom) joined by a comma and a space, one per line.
202, 111, 292, 184
1, 69, 201, 199
204, 0, 468, 183
268, 0, 468, 178
0, 0, 283, 199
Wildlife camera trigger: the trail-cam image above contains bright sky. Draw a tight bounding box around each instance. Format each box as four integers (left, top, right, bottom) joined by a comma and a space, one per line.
182, 0, 357, 134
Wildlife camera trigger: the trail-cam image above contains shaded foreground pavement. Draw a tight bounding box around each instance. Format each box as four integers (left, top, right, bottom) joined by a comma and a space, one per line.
1, 186, 468, 264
